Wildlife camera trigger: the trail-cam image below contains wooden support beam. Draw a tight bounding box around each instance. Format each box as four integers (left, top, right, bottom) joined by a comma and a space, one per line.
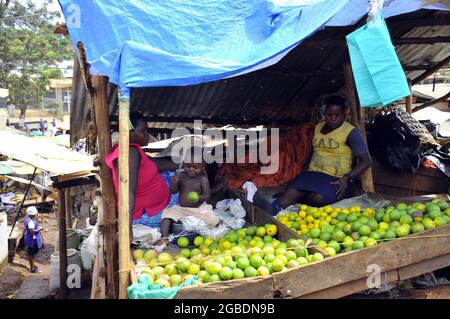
332, 16, 450, 31
302, 36, 450, 47
57, 189, 68, 299
250, 69, 344, 78
403, 65, 435, 71
438, 138, 450, 146
64, 190, 72, 229
412, 55, 450, 85
92, 76, 118, 299
118, 94, 131, 299
343, 62, 375, 193
110, 115, 303, 126
412, 90, 450, 113
76, 42, 95, 96
405, 79, 412, 114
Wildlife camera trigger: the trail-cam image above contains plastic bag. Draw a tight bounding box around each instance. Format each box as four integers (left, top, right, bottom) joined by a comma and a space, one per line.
230, 199, 246, 219
331, 194, 391, 210
346, 10, 410, 107
368, 112, 421, 173
132, 224, 161, 248
181, 216, 229, 239
80, 225, 98, 270
128, 274, 198, 299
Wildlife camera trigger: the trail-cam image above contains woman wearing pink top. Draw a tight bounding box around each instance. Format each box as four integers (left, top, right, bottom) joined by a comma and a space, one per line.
105, 113, 177, 231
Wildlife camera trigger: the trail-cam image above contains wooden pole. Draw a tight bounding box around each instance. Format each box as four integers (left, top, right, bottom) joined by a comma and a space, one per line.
343, 62, 375, 193
118, 93, 130, 299
64, 189, 72, 229
405, 78, 412, 114
92, 76, 117, 299
58, 189, 68, 299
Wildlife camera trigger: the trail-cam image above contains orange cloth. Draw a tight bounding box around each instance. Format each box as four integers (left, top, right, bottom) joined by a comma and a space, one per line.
218, 123, 315, 189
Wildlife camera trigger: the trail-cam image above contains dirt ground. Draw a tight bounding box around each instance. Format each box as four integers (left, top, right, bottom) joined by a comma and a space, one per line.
0, 187, 95, 299
9, 109, 70, 130
0, 212, 57, 299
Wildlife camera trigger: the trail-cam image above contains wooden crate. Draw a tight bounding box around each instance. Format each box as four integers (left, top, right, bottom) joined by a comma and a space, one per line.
372, 160, 449, 197
176, 194, 450, 299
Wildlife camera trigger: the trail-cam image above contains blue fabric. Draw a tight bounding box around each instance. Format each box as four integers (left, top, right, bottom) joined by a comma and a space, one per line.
346, 11, 410, 108
289, 171, 353, 204
133, 210, 163, 228
133, 170, 179, 227
346, 128, 369, 155
58, 0, 349, 94
128, 275, 199, 299
23, 217, 43, 249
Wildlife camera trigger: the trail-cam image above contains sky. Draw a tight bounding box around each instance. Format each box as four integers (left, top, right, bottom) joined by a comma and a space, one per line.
26, 0, 64, 21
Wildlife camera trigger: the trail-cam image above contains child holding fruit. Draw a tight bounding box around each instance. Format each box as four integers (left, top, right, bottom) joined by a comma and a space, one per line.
159, 147, 220, 241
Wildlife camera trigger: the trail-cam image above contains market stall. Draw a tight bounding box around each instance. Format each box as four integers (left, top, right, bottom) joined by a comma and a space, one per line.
58, 0, 450, 299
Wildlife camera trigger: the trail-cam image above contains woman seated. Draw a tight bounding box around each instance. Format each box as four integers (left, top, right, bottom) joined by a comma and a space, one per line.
105, 112, 229, 239
105, 113, 178, 233
254, 95, 372, 215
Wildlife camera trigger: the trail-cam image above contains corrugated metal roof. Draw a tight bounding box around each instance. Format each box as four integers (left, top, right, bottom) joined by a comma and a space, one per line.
71, 9, 450, 143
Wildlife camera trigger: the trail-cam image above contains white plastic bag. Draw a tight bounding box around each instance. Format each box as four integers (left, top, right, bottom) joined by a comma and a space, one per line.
80, 225, 98, 270
230, 199, 246, 218
132, 224, 161, 247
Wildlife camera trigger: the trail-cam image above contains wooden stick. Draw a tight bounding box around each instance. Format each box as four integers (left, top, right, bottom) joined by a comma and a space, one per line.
118, 93, 130, 299
57, 189, 68, 299
129, 254, 138, 285
412, 90, 450, 113
438, 138, 450, 146
92, 75, 117, 299
343, 62, 375, 193
76, 42, 95, 96
412, 55, 450, 85
64, 190, 72, 229
91, 232, 106, 299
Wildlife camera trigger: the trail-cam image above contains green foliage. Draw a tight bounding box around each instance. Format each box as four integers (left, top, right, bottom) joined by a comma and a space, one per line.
47, 102, 63, 120
0, 0, 73, 116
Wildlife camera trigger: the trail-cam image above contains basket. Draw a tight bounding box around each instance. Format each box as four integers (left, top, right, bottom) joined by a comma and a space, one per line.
394, 107, 438, 146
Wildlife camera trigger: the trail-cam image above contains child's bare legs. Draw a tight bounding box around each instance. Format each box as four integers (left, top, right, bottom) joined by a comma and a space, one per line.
153, 218, 173, 246
28, 256, 35, 270
160, 218, 172, 238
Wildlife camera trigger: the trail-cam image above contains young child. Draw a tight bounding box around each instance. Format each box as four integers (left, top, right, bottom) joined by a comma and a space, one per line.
23, 206, 43, 273
159, 147, 219, 239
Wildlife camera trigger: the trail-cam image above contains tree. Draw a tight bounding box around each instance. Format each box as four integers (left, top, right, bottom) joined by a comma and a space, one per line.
0, 0, 73, 117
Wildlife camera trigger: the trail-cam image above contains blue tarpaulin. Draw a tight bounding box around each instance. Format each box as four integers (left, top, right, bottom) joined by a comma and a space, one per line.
59, 0, 349, 94
59, 0, 449, 95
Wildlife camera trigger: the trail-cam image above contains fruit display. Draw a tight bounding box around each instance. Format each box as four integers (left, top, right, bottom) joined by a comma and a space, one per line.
132, 223, 326, 288
276, 199, 450, 255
